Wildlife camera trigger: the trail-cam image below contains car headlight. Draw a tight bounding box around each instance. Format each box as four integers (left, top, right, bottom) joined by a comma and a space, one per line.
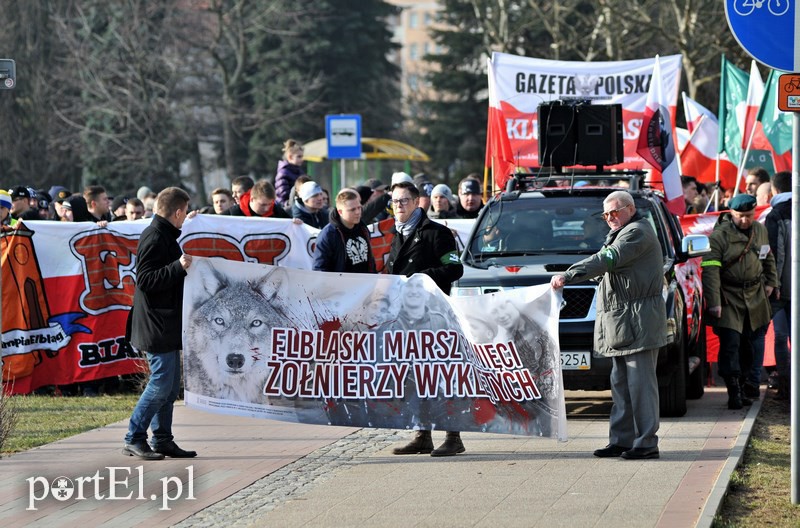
451, 287, 482, 297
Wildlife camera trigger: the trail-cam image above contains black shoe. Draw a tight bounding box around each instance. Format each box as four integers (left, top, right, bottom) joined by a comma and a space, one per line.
430, 433, 465, 457
151, 441, 197, 458
621, 446, 660, 460
392, 431, 433, 455
593, 444, 630, 458
742, 381, 760, 399
123, 442, 165, 460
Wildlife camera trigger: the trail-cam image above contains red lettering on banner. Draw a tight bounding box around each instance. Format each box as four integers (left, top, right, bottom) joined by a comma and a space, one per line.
181, 235, 245, 261
71, 232, 139, 314
370, 219, 395, 272
242, 234, 290, 264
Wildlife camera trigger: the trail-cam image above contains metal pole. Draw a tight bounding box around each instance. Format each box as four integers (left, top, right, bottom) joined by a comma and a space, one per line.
791, 112, 799, 504
340, 159, 346, 190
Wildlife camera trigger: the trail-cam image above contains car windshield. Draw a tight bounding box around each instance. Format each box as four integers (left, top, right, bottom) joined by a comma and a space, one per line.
466, 194, 656, 261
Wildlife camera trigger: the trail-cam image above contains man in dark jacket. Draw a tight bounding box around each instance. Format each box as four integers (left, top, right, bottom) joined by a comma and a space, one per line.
765, 172, 791, 399
313, 188, 376, 273
455, 176, 484, 219
123, 187, 197, 460
551, 191, 666, 460
224, 179, 290, 219
386, 180, 465, 457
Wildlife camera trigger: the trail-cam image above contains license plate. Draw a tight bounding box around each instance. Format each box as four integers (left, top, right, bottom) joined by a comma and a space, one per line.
561, 351, 591, 370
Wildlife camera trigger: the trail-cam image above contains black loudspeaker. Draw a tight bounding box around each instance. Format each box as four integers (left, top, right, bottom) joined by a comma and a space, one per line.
576, 104, 623, 167
538, 102, 578, 168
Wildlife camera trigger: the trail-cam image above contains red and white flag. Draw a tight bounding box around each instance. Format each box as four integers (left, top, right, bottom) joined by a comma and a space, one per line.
679, 93, 739, 190
485, 58, 516, 191
741, 60, 764, 151
636, 56, 683, 216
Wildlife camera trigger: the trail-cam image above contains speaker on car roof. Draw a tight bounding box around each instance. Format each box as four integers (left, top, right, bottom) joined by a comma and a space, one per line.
538, 102, 578, 169
576, 104, 624, 167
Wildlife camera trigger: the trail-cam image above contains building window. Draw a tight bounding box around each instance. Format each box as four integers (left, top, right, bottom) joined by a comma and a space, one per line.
408, 12, 418, 29
424, 12, 433, 26
423, 42, 430, 56
409, 43, 418, 60
408, 74, 418, 91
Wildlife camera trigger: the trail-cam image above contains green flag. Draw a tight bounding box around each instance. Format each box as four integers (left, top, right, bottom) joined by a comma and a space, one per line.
718, 56, 749, 164
756, 70, 793, 155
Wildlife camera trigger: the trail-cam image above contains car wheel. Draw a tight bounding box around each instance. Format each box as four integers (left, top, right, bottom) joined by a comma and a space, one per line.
659, 341, 687, 417
687, 325, 706, 400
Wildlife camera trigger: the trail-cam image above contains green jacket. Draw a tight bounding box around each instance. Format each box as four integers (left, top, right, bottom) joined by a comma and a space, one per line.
563, 213, 668, 357
701, 213, 777, 332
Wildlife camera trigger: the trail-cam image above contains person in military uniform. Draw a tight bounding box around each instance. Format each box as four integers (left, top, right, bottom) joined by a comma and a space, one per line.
702, 193, 778, 409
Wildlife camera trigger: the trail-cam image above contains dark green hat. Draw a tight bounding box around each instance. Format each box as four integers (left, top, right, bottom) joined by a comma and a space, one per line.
728, 193, 757, 212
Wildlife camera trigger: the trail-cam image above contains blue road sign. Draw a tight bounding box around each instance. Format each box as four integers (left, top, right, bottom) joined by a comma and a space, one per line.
326, 115, 362, 160
725, 0, 793, 71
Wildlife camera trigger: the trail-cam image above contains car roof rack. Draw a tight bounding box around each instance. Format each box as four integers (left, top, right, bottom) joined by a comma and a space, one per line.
504, 169, 647, 193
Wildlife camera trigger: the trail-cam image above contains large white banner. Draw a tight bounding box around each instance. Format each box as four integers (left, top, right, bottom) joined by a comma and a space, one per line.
491, 52, 682, 168
182, 257, 568, 440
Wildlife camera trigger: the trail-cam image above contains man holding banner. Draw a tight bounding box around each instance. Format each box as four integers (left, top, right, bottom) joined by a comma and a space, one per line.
386, 180, 465, 457
551, 191, 666, 460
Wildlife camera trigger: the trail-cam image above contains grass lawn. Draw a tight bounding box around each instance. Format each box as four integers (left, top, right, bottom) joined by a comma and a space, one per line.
1, 394, 139, 454
714, 394, 800, 527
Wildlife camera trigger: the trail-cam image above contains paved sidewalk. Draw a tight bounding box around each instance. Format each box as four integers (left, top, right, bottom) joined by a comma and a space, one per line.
0, 387, 759, 528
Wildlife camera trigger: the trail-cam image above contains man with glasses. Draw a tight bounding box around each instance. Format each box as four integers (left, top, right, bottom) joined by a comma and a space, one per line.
551, 190, 666, 460
386, 180, 465, 456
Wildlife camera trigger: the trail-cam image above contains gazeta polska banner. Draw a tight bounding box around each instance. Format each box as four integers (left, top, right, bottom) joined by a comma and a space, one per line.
491, 52, 682, 168
182, 257, 567, 439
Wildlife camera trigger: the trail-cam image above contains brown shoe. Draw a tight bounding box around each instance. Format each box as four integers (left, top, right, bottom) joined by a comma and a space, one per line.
392, 430, 433, 455
430, 432, 465, 457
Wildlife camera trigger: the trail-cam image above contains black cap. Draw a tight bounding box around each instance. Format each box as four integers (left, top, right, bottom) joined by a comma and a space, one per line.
111, 195, 129, 212
459, 179, 481, 195
364, 178, 388, 191
9, 186, 31, 200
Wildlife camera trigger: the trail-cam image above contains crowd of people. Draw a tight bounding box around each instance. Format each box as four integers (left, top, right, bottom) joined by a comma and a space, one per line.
4, 136, 792, 461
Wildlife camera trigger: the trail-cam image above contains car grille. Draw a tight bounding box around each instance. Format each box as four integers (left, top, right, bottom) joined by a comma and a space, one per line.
559, 331, 595, 350
561, 286, 595, 319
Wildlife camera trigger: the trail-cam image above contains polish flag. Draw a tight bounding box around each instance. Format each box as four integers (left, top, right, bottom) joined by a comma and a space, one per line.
485, 58, 517, 191
679, 93, 739, 190
636, 56, 683, 216
740, 60, 764, 150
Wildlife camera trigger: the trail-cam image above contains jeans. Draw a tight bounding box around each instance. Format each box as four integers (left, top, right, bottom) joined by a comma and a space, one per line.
772, 301, 791, 378
124, 350, 181, 448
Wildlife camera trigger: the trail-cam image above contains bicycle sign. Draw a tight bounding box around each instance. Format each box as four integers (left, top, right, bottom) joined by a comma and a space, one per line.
778, 74, 800, 111
726, 0, 796, 71
733, 0, 790, 16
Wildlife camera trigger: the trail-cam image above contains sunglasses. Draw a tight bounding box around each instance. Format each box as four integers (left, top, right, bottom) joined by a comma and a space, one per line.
601, 205, 629, 220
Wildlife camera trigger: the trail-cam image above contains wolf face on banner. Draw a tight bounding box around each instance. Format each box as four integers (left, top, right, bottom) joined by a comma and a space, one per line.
184, 261, 291, 403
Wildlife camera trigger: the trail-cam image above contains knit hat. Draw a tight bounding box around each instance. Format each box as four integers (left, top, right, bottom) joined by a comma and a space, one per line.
364, 178, 388, 191
728, 193, 757, 212
391, 172, 413, 186
431, 184, 454, 201
298, 181, 323, 201
0, 190, 11, 210
136, 186, 154, 201
416, 181, 434, 198
459, 179, 481, 195
111, 195, 129, 212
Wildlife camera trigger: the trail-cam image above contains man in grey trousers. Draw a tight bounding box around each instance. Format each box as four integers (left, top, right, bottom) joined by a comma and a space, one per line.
551, 190, 666, 460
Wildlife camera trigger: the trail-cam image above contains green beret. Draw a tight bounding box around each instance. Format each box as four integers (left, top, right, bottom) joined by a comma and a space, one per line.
728, 193, 757, 212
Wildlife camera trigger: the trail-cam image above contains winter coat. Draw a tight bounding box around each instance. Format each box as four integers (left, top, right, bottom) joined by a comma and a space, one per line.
765, 194, 792, 301
312, 208, 376, 273
128, 214, 186, 353
224, 190, 291, 218
386, 209, 463, 294
275, 160, 305, 206
702, 213, 778, 332
563, 212, 668, 357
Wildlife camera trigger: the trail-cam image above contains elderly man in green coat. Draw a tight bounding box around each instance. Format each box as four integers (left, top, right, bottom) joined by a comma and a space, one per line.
702, 193, 777, 409
551, 190, 666, 460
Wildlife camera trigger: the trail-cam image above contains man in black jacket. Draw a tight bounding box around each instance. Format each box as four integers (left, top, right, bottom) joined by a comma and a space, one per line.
123, 187, 197, 460
386, 181, 465, 457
